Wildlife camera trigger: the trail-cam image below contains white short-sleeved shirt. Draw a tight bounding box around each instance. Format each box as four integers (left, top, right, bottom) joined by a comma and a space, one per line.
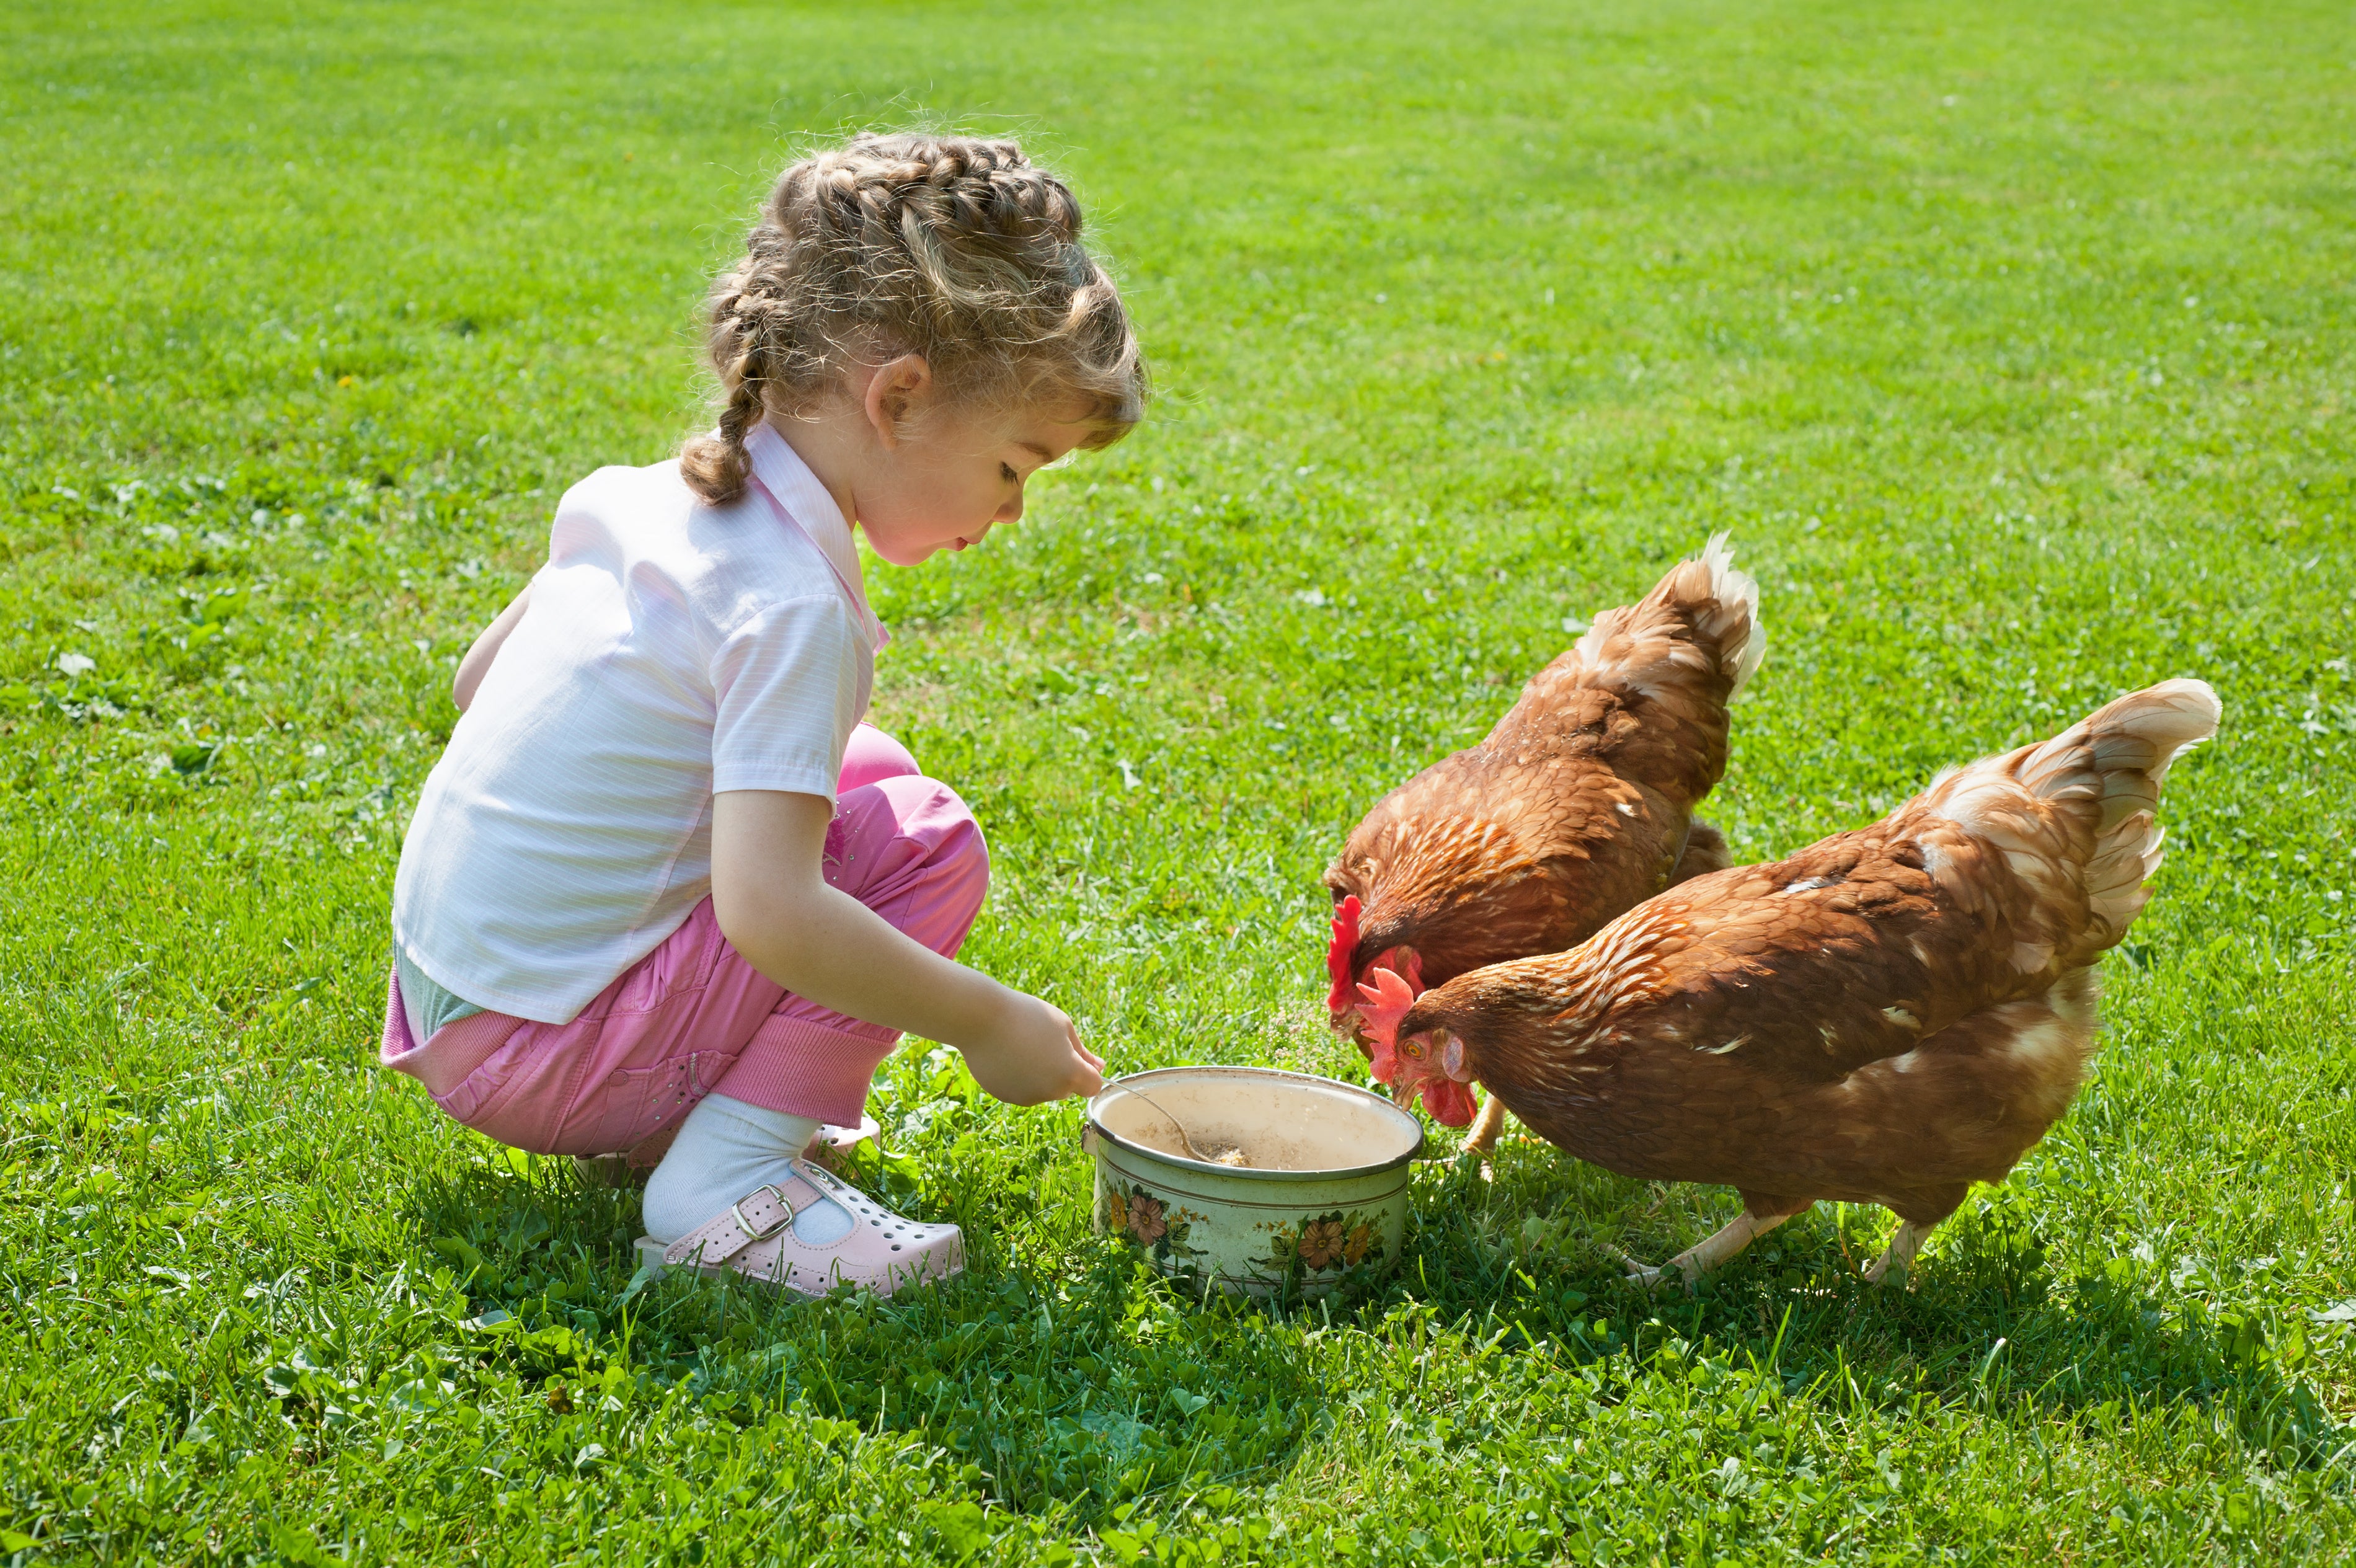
392, 424, 882, 1024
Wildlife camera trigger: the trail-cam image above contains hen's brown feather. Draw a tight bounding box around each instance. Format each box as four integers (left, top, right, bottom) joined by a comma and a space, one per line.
1325, 537, 1764, 1006
1398, 680, 2220, 1259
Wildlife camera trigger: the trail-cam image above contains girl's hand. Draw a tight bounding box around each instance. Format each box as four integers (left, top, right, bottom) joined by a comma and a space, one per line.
714, 791, 1109, 1106
960, 993, 1105, 1106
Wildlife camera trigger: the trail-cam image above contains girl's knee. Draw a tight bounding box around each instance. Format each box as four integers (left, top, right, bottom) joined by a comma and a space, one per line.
877, 773, 989, 886
831, 774, 990, 948
837, 722, 921, 793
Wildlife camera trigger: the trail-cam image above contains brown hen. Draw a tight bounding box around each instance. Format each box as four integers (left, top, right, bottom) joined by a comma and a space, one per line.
1365, 679, 2221, 1287
1324, 536, 1765, 1146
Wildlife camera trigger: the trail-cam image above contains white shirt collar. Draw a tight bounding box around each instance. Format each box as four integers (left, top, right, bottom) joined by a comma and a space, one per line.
741, 422, 884, 647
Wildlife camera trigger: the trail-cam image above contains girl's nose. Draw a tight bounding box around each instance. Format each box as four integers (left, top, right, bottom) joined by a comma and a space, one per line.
994, 488, 1025, 525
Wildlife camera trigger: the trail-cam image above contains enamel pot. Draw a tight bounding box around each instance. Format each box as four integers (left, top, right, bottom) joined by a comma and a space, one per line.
1083, 1066, 1425, 1300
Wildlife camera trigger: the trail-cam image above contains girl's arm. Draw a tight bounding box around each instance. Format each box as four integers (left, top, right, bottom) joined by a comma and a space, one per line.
711, 789, 1105, 1105
453, 585, 533, 712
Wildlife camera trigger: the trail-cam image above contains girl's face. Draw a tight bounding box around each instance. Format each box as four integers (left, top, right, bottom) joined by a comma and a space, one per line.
848, 359, 1099, 567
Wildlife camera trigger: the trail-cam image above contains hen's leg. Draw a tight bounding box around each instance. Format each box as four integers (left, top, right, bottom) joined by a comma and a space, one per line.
1864, 1185, 1967, 1287
1625, 1193, 1814, 1291
1459, 1094, 1510, 1160
1668, 820, 1731, 885
1862, 1221, 1934, 1286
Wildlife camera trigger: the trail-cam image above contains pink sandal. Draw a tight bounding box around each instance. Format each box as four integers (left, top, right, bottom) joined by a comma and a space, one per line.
633, 1159, 963, 1299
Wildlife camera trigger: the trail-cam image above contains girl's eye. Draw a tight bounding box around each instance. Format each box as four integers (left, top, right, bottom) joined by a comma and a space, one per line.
1000, 463, 1019, 484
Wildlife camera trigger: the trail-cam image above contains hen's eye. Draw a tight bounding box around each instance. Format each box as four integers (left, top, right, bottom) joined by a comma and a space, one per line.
1403, 1040, 1424, 1060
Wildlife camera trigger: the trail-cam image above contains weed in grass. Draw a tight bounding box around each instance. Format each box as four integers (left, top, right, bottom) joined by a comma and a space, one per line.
3, 0, 2353, 1562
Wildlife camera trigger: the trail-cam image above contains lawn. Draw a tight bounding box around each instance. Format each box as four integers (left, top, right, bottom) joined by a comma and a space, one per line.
3, 0, 2352, 1561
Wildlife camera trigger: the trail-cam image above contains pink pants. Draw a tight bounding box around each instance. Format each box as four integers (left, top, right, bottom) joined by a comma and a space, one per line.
378, 724, 988, 1159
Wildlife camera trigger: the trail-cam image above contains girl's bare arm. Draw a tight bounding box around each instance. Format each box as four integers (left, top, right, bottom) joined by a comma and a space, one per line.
453, 585, 533, 712
709, 789, 1104, 1106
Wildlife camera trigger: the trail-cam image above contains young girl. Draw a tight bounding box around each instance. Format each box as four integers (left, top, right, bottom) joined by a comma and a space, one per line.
381, 133, 1144, 1298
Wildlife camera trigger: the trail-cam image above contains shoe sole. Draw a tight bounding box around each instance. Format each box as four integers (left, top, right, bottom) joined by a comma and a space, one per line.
630, 1233, 963, 1297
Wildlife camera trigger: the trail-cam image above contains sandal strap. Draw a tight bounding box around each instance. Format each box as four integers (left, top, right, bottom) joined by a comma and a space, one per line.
661, 1166, 830, 1269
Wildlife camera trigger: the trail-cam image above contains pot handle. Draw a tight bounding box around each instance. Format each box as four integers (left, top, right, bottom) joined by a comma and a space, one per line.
1081, 1123, 1101, 1158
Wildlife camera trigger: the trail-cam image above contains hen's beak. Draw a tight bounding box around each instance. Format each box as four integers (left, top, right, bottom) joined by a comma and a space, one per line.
1332, 1010, 1374, 1059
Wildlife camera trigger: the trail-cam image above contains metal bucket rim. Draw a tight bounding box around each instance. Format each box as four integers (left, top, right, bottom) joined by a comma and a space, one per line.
1086, 1065, 1427, 1183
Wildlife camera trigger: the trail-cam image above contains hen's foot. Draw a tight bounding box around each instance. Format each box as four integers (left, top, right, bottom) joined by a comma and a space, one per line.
1862, 1220, 1933, 1287
1611, 1246, 1712, 1296
1618, 1209, 1799, 1294
1609, 1246, 1681, 1293
1459, 1096, 1510, 1180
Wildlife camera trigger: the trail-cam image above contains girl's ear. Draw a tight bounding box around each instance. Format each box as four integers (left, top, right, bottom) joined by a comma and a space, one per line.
864, 353, 934, 449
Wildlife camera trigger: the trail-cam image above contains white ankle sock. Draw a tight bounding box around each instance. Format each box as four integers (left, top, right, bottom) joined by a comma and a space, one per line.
641, 1093, 856, 1246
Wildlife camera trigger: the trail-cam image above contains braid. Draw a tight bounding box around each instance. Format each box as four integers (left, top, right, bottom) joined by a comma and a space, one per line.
679, 131, 1145, 503
679, 274, 771, 505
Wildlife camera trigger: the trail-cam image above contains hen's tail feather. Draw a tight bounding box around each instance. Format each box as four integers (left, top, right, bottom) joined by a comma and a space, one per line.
1923, 679, 2220, 956
1694, 532, 1767, 698
2062, 680, 2219, 944
2012, 679, 2221, 824
1562, 533, 1765, 705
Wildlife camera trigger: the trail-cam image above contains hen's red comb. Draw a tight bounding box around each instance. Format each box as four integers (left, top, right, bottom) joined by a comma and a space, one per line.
1355, 965, 1417, 1065
1325, 895, 1362, 1013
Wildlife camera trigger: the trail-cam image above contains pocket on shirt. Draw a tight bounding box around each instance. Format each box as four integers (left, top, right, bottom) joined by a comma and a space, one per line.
580, 1049, 740, 1156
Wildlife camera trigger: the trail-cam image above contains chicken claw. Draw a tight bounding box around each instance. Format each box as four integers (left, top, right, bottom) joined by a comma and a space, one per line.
1616, 1208, 1802, 1293
1862, 1220, 1933, 1287
1617, 1252, 1680, 1293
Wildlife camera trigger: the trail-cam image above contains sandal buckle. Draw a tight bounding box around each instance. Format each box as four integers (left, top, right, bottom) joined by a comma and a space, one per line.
732, 1184, 794, 1241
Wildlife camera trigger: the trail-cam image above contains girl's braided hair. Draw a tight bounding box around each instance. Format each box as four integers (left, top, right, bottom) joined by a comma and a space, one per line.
680, 133, 1146, 505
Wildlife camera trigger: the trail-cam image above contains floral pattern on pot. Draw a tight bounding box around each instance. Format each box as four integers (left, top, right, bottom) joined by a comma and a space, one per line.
1102, 1179, 1208, 1269
1249, 1207, 1389, 1288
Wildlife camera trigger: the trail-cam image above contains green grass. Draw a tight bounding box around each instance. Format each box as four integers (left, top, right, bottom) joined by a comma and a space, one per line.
4, 0, 2353, 1561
